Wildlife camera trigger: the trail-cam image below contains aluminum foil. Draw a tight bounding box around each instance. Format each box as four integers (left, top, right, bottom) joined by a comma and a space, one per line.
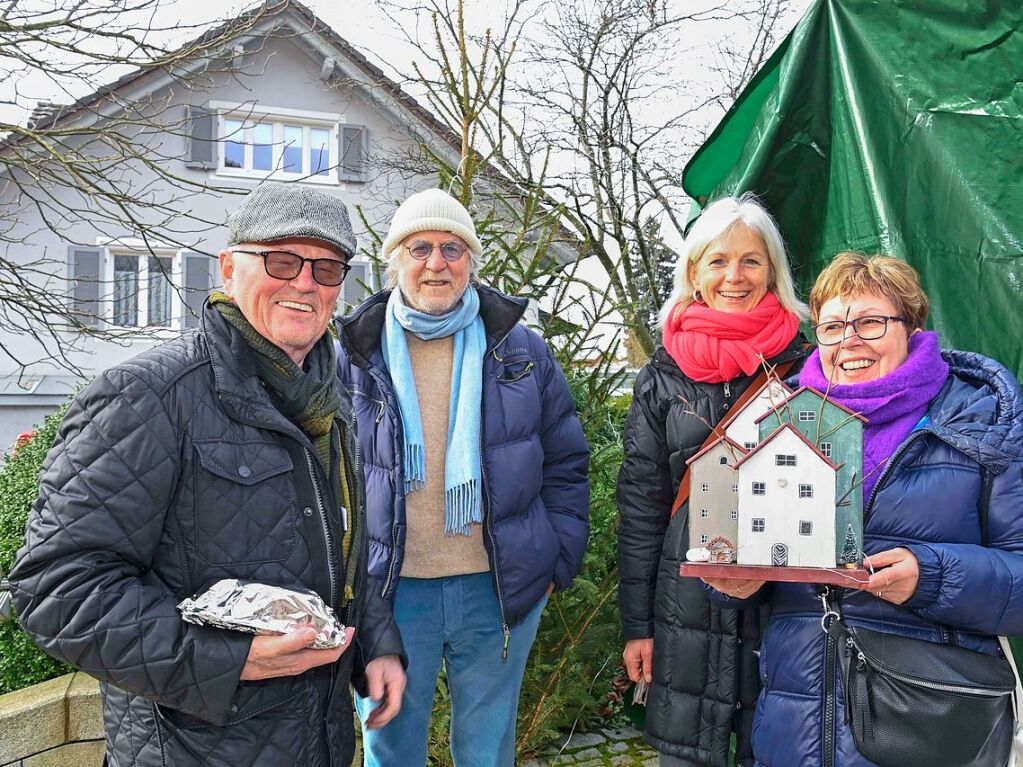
178, 579, 346, 649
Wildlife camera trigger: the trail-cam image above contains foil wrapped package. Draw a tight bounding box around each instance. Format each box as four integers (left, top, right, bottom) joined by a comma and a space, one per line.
178, 579, 346, 649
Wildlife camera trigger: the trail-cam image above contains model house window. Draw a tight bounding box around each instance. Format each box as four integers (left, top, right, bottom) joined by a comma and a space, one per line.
775, 454, 797, 466
730, 509, 738, 520
700, 508, 709, 518
719, 456, 728, 465
799, 521, 813, 535
798, 410, 817, 421
752, 518, 765, 532
700, 534, 709, 544
799, 484, 813, 498
819, 442, 833, 458
220, 115, 335, 179
752, 481, 766, 496
701, 483, 709, 492
731, 484, 739, 493
744, 441, 757, 450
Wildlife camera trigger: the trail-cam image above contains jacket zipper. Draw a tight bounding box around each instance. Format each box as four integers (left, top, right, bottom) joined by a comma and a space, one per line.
823, 588, 841, 767
482, 327, 520, 658
848, 637, 1009, 696
304, 449, 337, 611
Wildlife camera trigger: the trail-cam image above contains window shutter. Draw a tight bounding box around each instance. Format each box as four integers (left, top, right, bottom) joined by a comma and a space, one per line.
68, 246, 102, 327
342, 261, 371, 308
338, 124, 368, 182
186, 106, 218, 169
182, 252, 213, 328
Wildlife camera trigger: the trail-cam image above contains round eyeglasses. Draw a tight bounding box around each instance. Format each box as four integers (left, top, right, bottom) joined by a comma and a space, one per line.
812, 315, 908, 345
405, 240, 468, 262
232, 249, 351, 287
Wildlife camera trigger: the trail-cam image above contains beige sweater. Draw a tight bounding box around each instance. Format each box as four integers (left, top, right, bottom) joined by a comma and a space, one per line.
400, 332, 490, 578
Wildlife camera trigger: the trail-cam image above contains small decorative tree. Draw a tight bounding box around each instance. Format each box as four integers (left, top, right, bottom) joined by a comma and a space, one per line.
839, 524, 860, 567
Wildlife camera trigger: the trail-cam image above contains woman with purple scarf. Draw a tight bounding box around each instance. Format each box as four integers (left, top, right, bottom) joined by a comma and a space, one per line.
706, 252, 1023, 767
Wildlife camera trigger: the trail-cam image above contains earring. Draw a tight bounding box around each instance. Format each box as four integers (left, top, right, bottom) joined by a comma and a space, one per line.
692, 290, 705, 304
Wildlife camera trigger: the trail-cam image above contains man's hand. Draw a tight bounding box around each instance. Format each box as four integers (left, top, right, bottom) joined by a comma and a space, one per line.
623, 638, 654, 684
240, 626, 355, 681
860, 548, 920, 605
363, 655, 406, 729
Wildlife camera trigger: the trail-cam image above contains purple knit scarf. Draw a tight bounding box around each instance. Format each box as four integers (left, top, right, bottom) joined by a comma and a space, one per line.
799, 331, 949, 503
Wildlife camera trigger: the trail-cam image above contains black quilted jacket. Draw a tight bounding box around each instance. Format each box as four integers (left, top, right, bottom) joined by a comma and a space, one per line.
616, 337, 808, 766
9, 303, 403, 767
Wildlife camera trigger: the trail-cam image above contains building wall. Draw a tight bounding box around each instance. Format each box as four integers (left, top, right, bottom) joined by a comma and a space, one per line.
758, 390, 863, 562
724, 379, 792, 448
689, 442, 742, 549
737, 429, 836, 567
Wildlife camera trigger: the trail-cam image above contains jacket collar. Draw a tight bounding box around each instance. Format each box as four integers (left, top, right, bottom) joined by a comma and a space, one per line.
200, 300, 355, 437
339, 284, 527, 369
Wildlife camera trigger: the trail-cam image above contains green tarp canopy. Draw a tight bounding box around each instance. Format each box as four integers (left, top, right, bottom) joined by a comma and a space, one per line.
682, 0, 1023, 379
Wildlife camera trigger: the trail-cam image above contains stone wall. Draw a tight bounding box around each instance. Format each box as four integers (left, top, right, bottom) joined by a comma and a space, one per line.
0, 673, 103, 767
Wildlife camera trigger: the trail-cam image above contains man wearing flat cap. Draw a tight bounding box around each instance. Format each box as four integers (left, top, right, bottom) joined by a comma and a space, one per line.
9, 182, 406, 767
337, 188, 590, 765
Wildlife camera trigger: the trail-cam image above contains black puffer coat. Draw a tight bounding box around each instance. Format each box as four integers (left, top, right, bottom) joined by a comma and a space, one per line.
9, 303, 404, 767
617, 337, 808, 766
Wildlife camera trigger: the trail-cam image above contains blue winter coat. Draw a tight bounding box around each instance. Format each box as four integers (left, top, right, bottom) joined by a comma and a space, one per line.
335, 285, 590, 630
709, 350, 1023, 767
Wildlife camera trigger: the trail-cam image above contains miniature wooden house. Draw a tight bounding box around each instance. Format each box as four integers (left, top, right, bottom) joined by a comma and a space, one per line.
722, 379, 793, 450
755, 387, 866, 565
734, 424, 838, 568
686, 436, 747, 552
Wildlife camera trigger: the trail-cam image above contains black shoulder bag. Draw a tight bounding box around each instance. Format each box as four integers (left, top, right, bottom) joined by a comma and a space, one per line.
820, 577, 1015, 767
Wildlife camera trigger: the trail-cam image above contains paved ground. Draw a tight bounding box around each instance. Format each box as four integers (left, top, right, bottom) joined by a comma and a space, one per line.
524, 726, 658, 766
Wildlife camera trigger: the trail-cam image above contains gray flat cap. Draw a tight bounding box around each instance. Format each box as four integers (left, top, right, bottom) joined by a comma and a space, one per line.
227, 182, 357, 258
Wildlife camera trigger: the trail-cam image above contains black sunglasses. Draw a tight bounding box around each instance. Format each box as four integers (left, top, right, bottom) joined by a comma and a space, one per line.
232, 249, 351, 287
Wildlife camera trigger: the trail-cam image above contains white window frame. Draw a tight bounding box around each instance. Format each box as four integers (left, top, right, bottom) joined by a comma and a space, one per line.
752, 518, 765, 533
799, 521, 813, 536
799, 484, 813, 499
820, 441, 833, 458
775, 454, 797, 467
744, 441, 757, 450
798, 410, 817, 422
752, 481, 766, 496
700, 534, 709, 544
731, 483, 739, 493
211, 102, 341, 185
700, 508, 709, 519
730, 509, 738, 520
102, 245, 183, 335
700, 482, 709, 492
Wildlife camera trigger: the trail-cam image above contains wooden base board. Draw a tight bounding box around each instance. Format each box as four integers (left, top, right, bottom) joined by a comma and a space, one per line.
680, 562, 871, 586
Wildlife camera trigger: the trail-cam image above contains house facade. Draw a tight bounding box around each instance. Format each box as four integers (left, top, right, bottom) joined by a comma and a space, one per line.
687, 436, 747, 554
756, 387, 865, 564
735, 425, 838, 568
0, 2, 566, 449
722, 379, 792, 450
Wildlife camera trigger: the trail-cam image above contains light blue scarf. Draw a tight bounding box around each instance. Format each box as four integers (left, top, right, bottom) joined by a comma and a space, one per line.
383, 287, 486, 535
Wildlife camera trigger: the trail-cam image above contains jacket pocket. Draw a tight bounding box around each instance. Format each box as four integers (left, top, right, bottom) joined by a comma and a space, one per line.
192, 440, 298, 566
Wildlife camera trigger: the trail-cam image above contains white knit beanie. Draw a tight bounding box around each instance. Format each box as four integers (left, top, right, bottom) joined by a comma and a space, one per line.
380, 189, 483, 259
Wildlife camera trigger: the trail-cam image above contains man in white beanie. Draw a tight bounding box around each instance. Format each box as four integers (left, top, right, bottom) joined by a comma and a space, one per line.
336, 188, 590, 766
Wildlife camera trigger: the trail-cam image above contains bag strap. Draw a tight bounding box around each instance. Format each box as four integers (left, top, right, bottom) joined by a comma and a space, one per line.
670, 360, 797, 519
1000, 635, 1022, 725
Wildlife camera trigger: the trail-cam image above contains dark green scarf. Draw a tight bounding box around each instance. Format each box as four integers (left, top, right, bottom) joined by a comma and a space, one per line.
210, 292, 355, 602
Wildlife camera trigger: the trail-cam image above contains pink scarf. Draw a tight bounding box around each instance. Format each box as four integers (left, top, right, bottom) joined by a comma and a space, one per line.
662, 292, 800, 383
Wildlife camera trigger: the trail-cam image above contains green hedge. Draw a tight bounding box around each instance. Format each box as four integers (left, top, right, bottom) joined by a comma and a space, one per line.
0, 402, 73, 695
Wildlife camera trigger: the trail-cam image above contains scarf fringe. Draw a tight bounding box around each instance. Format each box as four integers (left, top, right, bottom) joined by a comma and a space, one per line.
444, 479, 482, 536
404, 442, 425, 492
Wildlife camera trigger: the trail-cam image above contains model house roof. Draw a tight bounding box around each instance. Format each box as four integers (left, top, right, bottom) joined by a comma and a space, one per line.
714, 378, 794, 432
733, 423, 840, 471
686, 434, 749, 466
752, 386, 868, 425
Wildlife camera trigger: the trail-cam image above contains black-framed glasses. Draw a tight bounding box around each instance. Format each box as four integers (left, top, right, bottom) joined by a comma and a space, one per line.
812, 315, 908, 345
232, 249, 351, 287
405, 239, 468, 262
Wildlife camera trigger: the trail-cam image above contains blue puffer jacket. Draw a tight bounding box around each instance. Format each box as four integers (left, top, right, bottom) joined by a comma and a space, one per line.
710, 350, 1023, 767
335, 285, 590, 630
